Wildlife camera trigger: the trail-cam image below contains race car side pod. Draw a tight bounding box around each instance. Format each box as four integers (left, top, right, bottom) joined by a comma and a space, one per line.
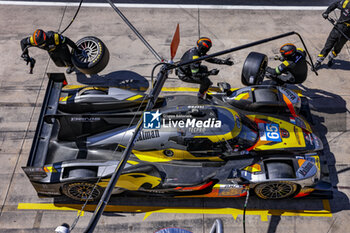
327, 17, 350, 41
171, 31, 318, 76
84, 64, 169, 233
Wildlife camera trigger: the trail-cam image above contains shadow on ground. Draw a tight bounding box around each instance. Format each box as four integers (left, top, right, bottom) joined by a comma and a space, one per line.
75, 70, 150, 92
317, 59, 350, 71
290, 84, 350, 216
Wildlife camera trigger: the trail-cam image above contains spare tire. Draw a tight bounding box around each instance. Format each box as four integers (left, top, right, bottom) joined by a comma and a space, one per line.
241, 52, 268, 86
72, 36, 109, 74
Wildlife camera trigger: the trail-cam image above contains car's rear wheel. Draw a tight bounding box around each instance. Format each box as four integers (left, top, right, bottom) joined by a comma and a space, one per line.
62, 182, 103, 202
254, 181, 298, 199
72, 36, 109, 74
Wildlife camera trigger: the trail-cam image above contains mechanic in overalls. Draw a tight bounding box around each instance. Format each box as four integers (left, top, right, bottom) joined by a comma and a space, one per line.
314, 0, 350, 69
265, 43, 307, 85
176, 37, 234, 99
20, 29, 78, 74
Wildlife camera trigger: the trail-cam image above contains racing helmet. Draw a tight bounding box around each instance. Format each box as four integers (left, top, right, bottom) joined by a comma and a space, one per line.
197, 37, 212, 54
280, 43, 296, 58
32, 29, 47, 46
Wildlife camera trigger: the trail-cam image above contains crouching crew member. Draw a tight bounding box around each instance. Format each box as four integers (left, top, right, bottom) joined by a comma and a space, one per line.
266, 43, 307, 85
176, 37, 234, 99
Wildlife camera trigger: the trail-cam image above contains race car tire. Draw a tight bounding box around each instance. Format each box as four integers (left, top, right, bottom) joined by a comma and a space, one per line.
241, 52, 268, 86
62, 182, 104, 202
254, 181, 298, 199
71, 36, 109, 75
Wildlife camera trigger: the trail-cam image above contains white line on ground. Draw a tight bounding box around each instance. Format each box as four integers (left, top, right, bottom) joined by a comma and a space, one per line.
0, 1, 327, 10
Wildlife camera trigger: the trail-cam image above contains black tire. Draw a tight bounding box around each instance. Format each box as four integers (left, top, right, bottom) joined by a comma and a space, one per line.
241, 52, 268, 86
72, 36, 109, 75
62, 182, 103, 202
254, 181, 298, 199
62, 168, 102, 201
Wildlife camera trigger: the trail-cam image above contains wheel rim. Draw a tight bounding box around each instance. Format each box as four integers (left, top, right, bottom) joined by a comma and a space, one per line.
258, 182, 294, 199
66, 183, 101, 201
76, 40, 99, 63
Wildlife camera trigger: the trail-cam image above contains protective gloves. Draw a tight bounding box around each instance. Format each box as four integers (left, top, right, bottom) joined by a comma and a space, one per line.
223, 58, 234, 66
21, 53, 30, 63
322, 12, 328, 19
21, 54, 36, 74
265, 66, 276, 75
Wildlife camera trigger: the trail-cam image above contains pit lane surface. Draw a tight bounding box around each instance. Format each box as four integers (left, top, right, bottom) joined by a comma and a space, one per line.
0, 1, 350, 232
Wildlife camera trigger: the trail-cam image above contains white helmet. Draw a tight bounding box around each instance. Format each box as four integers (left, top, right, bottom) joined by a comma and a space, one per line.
55, 223, 70, 233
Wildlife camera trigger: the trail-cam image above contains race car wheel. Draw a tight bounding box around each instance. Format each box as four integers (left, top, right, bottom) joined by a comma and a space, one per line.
241, 52, 268, 86
254, 181, 298, 199
72, 36, 109, 74
62, 182, 103, 202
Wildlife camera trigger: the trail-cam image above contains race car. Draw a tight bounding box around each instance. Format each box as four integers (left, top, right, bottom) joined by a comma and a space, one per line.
23, 70, 331, 201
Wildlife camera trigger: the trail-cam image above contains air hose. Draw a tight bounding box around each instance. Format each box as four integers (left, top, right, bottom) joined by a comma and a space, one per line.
243, 186, 250, 233
60, 0, 84, 35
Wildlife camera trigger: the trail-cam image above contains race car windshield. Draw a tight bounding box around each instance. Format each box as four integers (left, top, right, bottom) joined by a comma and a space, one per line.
235, 115, 258, 149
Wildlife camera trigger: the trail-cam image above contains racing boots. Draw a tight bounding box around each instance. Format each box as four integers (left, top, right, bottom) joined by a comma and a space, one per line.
313, 55, 325, 71
327, 51, 337, 68
313, 61, 321, 71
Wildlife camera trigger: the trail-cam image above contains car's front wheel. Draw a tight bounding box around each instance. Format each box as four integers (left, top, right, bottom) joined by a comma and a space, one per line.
62, 182, 103, 202
254, 181, 298, 199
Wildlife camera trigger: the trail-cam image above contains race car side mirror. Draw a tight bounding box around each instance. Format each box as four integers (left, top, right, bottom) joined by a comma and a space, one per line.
218, 82, 232, 95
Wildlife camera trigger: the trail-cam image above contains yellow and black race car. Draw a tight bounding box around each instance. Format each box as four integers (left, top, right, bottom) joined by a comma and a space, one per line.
23, 71, 331, 201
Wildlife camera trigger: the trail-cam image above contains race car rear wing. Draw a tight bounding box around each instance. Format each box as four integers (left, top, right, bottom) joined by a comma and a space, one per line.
25, 73, 67, 168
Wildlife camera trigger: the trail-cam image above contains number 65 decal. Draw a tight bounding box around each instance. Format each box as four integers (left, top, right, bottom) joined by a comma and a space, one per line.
264, 123, 282, 142
266, 124, 280, 139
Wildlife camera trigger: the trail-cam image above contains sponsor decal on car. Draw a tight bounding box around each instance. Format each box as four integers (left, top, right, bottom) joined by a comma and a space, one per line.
143, 110, 222, 129
136, 130, 160, 141
279, 87, 299, 104
297, 160, 314, 177
163, 118, 221, 128
143, 110, 162, 129
281, 128, 290, 138
70, 117, 101, 122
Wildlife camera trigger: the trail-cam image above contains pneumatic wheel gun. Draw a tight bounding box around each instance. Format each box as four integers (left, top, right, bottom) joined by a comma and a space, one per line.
27, 57, 36, 74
